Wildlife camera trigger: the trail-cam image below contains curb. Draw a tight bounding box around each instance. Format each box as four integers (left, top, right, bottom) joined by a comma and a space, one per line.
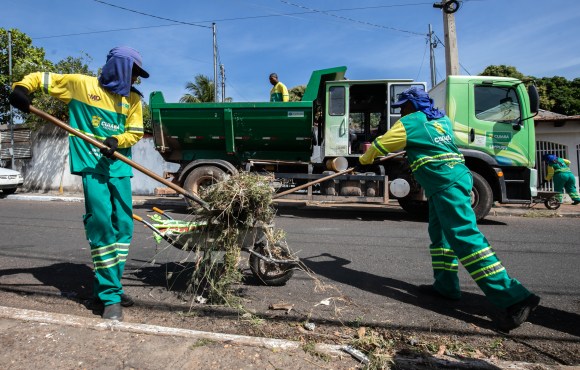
0, 305, 341, 355
0, 305, 572, 369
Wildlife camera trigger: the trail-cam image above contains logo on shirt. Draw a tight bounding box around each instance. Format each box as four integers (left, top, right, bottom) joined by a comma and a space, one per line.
91, 116, 101, 128
433, 122, 446, 134
88, 93, 102, 102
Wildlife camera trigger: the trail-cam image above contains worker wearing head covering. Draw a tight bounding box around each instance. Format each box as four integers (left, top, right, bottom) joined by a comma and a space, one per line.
358, 86, 540, 332
9, 46, 150, 321
543, 154, 580, 205
269, 73, 289, 102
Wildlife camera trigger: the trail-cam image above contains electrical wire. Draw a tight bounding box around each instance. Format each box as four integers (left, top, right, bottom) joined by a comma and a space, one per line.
279, 0, 425, 36
93, 0, 211, 28
416, 37, 430, 81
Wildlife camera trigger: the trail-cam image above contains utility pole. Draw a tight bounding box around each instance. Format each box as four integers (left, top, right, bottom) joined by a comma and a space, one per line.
433, 0, 460, 77
8, 30, 15, 169
220, 64, 225, 102
212, 23, 218, 102
428, 24, 437, 88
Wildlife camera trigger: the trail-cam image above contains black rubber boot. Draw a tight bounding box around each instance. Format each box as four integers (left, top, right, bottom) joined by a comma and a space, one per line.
102, 303, 123, 321
498, 294, 540, 332
120, 293, 134, 307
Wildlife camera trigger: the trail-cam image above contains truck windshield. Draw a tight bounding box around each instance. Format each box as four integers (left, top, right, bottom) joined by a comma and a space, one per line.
474, 85, 520, 124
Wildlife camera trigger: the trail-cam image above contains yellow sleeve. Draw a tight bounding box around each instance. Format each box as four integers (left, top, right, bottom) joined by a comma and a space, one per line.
281, 83, 289, 102
563, 159, 570, 166
13, 72, 74, 104
359, 120, 407, 165
545, 166, 554, 181
114, 93, 144, 148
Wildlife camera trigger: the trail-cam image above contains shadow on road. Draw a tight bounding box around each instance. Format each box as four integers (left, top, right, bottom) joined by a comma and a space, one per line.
301, 253, 580, 338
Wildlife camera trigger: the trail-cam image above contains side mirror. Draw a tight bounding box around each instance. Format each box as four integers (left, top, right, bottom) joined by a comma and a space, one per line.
528, 84, 539, 114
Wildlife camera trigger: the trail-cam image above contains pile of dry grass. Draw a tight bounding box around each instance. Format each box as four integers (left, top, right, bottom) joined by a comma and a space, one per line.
183, 172, 280, 305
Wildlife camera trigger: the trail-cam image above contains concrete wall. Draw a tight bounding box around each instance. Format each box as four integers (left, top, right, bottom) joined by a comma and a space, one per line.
15, 125, 178, 195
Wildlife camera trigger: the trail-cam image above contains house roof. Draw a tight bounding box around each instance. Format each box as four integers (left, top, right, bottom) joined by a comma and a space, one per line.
535, 109, 580, 121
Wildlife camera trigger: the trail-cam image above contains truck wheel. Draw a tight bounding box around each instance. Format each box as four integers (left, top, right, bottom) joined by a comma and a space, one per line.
249, 243, 295, 286
470, 171, 493, 221
1, 188, 17, 195
397, 198, 429, 219
183, 166, 226, 208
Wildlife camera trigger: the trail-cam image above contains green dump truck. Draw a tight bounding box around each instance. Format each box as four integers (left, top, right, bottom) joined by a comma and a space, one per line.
149, 66, 539, 220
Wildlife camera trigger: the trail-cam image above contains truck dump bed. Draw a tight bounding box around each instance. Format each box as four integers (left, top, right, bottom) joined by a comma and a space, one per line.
149, 92, 314, 164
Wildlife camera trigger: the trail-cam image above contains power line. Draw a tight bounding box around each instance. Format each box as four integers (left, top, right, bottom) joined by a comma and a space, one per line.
279, 0, 425, 36
93, 0, 211, 28
35, 2, 433, 40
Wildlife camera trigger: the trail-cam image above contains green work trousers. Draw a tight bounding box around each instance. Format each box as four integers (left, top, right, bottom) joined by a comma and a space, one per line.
553, 172, 580, 202
427, 172, 531, 308
82, 173, 133, 306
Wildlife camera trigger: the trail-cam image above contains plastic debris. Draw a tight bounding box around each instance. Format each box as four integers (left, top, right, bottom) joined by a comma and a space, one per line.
268, 303, 294, 313
195, 295, 208, 304
341, 345, 369, 364
314, 297, 332, 306
304, 322, 316, 331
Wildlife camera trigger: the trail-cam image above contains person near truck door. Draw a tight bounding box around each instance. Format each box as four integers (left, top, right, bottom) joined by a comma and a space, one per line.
357, 86, 540, 332
543, 154, 580, 205
9, 46, 149, 321
269, 73, 289, 102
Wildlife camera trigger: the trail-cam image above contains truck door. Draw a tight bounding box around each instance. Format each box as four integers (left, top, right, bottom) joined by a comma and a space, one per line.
468, 81, 532, 167
323, 83, 350, 157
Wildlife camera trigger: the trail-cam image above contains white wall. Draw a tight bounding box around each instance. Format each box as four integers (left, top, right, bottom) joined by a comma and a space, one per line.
18, 125, 178, 195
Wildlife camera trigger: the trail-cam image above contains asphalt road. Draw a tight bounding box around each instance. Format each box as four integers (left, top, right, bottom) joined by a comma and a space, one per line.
0, 199, 579, 365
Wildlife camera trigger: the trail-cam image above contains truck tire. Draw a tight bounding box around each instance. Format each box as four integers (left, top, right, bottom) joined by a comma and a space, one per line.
470, 171, 492, 221
183, 166, 227, 208
397, 172, 492, 221
2, 188, 17, 195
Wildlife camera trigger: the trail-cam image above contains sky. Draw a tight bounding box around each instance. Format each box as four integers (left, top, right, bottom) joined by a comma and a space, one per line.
3, 0, 579, 103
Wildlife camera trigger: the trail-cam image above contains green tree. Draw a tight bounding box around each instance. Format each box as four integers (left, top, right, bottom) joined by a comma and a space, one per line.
0, 28, 51, 125
180, 74, 215, 103
289, 85, 306, 102
480, 65, 526, 80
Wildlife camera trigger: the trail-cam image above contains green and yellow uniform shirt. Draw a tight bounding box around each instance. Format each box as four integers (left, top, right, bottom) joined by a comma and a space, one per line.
545, 158, 571, 181
360, 111, 468, 197
15, 73, 144, 177
270, 82, 289, 102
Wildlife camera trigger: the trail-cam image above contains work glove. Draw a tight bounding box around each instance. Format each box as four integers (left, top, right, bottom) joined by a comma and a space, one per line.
8, 86, 31, 113
100, 136, 118, 158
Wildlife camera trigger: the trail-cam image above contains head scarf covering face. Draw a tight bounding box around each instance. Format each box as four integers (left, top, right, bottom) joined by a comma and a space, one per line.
98, 46, 148, 97
392, 86, 445, 120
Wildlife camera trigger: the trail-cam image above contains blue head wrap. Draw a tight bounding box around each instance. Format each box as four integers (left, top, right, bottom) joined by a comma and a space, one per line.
543, 154, 557, 163
392, 86, 445, 120
98, 46, 149, 97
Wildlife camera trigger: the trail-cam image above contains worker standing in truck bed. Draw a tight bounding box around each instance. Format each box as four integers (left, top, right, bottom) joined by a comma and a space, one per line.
269, 73, 289, 102
357, 86, 540, 332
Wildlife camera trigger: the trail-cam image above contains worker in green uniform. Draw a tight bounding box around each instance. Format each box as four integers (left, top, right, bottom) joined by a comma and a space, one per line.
358, 87, 540, 331
9, 46, 149, 321
543, 154, 580, 205
269, 73, 289, 102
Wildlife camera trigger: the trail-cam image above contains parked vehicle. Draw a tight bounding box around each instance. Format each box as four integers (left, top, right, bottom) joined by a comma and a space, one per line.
0, 167, 24, 195
149, 67, 539, 220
